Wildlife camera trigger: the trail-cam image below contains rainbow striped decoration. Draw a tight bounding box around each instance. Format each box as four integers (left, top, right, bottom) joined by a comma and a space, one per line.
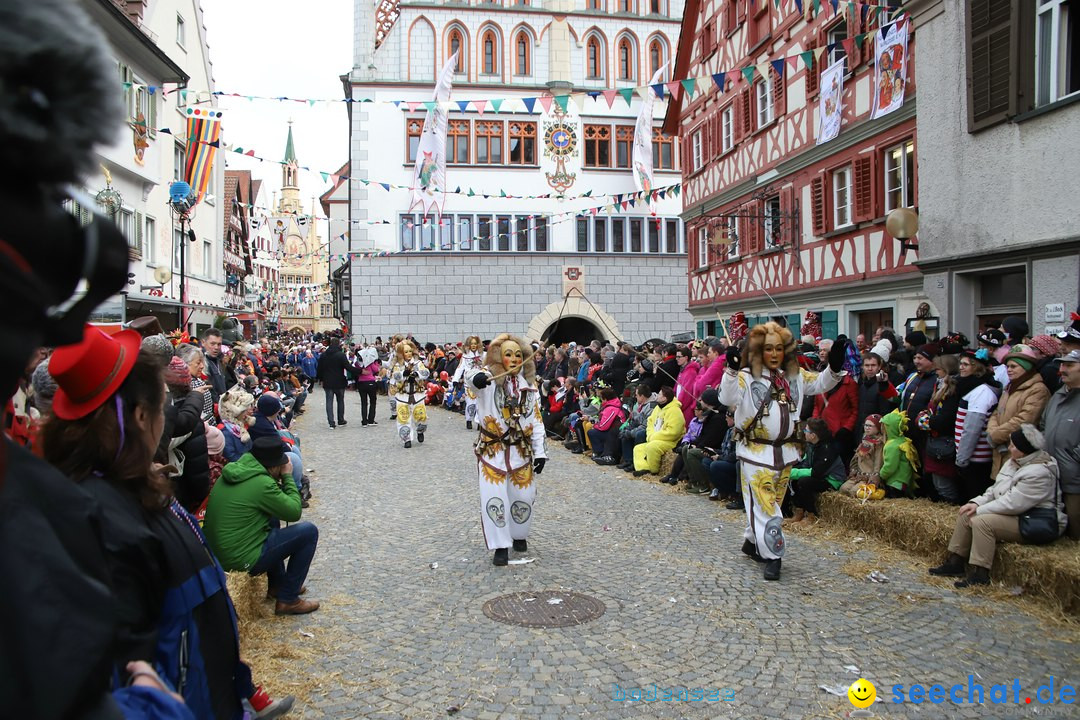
183, 108, 223, 203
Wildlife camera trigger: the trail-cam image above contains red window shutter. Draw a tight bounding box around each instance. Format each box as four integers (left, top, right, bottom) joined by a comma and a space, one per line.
806, 41, 820, 96
739, 88, 753, 139
724, 1, 735, 34
736, 0, 747, 25
781, 185, 795, 238
853, 154, 874, 222
810, 175, 827, 236
772, 66, 786, 117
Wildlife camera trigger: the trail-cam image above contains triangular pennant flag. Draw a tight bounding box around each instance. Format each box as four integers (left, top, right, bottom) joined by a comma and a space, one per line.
814, 46, 828, 61
553, 95, 569, 112
407, 101, 420, 113
522, 97, 537, 113
813, 0, 821, 14
602, 89, 618, 108
393, 100, 402, 108
741, 66, 756, 84
650, 83, 665, 100
712, 72, 727, 91
681, 78, 698, 97
667, 80, 684, 98
771, 58, 785, 80
308, 99, 317, 107
148, 86, 157, 95
330, 174, 340, 184
758, 62, 771, 80
829, 0, 839, 15
244, 150, 255, 157
617, 87, 635, 106
490, 98, 503, 113
801, 50, 815, 69
842, 37, 854, 57
320, 172, 329, 182
697, 76, 713, 95
538, 96, 553, 114
424, 101, 437, 111
794, 0, 803, 11
380, 183, 390, 191
473, 99, 487, 115
456, 100, 469, 113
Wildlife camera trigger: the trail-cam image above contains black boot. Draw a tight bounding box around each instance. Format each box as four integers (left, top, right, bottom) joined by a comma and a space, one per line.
513, 538, 527, 552
404, 441, 412, 449
492, 548, 509, 566
763, 559, 782, 581
300, 476, 312, 501
955, 566, 991, 588
726, 499, 745, 511
741, 540, 765, 563
417, 432, 425, 443
466, 421, 473, 430
928, 552, 967, 577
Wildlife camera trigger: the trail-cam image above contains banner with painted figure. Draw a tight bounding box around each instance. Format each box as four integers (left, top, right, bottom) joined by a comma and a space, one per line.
409, 52, 458, 220
816, 58, 846, 145
871, 20, 909, 119
183, 108, 223, 203
632, 66, 667, 197
269, 217, 292, 253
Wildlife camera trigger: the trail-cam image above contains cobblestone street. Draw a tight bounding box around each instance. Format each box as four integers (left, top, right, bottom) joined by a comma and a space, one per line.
274, 395, 1078, 719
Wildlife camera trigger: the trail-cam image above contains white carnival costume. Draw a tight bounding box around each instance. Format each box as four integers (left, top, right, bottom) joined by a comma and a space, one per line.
465, 334, 547, 565
452, 335, 485, 429
390, 341, 430, 448
718, 322, 842, 580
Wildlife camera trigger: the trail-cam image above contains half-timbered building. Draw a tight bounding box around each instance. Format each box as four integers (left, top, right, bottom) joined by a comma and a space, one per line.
665, 1, 932, 341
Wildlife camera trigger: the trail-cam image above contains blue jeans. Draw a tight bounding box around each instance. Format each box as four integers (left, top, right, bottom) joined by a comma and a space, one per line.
587, 426, 619, 458
286, 450, 303, 492
620, 426, 647, 464
703, 457, 738, 495
292, 389, 307, 415
249, 522, 319, 604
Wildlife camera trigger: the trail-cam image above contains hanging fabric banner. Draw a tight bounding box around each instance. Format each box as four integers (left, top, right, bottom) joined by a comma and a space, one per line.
409, 52, 458, 220
871, 20, 909, 119
632, 66, 667, 197
183, 108, 223, 203
269, 217, 293, 253
816, 57, 846, 145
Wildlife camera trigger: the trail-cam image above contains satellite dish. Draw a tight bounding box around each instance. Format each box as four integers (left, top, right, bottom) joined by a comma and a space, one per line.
154, 266, 173, 285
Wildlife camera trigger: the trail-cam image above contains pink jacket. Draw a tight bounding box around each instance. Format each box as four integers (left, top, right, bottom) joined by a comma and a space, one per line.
593, 398, 627, 432
355, 361, 380, 382
677, 361, 701, 424
693, 355, 726, 398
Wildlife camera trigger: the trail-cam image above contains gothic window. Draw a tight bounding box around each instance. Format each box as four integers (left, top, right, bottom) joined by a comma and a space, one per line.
617, 36, 635, 80
516, 31, 531, 75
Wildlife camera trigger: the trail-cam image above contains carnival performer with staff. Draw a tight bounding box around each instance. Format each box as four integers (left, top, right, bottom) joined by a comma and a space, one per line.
390, 339, 429, 448
719, 321, 848, 581
452, 335, 485, 430
466, 334, 547, 566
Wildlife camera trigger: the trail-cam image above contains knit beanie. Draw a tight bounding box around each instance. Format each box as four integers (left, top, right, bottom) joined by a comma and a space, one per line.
1028, 334, 1061, 359
1010, 424, 1044, 455
1001, 315, 1030, 344
1003, 344, 1039, 372
141, 334, 175, 368
915, 344, 939, 361
905, 330, 927, 347
164, 356, 191, 388
869, 339, 891, 364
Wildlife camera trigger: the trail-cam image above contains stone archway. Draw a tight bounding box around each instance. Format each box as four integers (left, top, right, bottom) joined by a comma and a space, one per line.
526, 298, 621, 345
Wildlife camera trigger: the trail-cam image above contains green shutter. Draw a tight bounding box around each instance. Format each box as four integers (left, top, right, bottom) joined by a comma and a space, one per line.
696, 321, 705, 340
822, 310, 838, 340
788, 313, 801, 332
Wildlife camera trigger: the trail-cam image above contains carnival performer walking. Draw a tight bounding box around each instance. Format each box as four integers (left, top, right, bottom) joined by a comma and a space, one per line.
390, 340, 429, 448
452, 335, 485, 430
466, 334, 547, 566
719, 321, 847, 581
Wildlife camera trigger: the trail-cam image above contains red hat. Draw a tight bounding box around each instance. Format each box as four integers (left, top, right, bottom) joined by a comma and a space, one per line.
50, 324, 141, 420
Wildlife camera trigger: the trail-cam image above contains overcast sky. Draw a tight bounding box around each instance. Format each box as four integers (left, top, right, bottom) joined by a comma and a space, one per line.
201, 0, 353, 216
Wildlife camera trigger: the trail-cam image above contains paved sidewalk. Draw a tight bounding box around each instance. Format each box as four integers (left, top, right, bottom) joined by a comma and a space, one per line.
271, 394, 1078, 719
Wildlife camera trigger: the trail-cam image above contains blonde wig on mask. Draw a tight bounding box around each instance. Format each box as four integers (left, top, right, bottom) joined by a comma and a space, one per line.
464, 335, 482, 351
746, 321, 799, 378
394, 340, 418, 363
484, 333, 536, 383
218, 387, 255, 440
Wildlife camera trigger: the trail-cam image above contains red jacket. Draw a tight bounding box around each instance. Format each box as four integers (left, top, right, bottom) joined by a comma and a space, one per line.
813, 375, 858, 437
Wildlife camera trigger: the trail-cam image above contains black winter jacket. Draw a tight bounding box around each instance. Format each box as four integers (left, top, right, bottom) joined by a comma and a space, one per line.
316, 347, 355, 390
157, 391, 210, 513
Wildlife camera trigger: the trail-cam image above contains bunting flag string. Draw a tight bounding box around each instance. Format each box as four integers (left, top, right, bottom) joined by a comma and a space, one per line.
144, 4, 906, 112
160, 129, 680, 205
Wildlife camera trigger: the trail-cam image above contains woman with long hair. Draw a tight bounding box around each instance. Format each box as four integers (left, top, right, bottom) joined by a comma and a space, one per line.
41, 325, 291, 720
921, 354, 961, 503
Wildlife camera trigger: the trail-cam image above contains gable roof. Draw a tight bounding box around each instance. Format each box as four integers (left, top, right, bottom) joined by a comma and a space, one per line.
662, 0, 702, 136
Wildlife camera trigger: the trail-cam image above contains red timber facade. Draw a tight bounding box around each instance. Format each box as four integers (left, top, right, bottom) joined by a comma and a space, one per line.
664, 0, 930, 341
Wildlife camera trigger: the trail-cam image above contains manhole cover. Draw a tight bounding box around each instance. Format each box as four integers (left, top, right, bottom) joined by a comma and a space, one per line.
483, 591, 606, 628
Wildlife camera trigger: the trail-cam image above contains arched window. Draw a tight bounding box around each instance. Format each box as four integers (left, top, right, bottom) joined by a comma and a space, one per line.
448, 27, 467, 74
586, 36, 604, 80
618, 0, 634, 13
649, 0, 665, 13
515, 32, 531, 75
617, 37, 634, 81
481, 29, 499, 75
648, 38, 666, 77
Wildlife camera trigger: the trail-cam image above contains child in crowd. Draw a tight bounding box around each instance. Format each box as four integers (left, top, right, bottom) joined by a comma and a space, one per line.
879, 409, 921, 496
840, 414, 886, 499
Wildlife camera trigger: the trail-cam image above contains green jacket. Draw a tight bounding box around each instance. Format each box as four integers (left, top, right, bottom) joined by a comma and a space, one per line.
204, 453, 302, 571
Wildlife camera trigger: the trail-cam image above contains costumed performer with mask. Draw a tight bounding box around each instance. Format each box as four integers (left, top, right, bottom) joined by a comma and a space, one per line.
466, 334, 547, 566
719, 321, 848, 581
451, 335, 485, 430
390, 340, 429, 448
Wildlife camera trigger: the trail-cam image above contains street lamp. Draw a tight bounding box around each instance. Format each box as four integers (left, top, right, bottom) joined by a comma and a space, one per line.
95, 166, 124, 218
886, 207, 919, 253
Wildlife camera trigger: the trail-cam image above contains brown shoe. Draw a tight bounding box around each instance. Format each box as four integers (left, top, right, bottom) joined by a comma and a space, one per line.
266, 585, 307, 600
275, 598, 320, 615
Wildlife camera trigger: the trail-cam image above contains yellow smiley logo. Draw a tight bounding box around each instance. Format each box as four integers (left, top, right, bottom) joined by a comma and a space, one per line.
848, 678, 876, 709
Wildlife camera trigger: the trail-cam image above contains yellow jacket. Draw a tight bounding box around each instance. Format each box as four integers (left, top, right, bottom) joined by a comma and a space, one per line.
645, 398, 685, 446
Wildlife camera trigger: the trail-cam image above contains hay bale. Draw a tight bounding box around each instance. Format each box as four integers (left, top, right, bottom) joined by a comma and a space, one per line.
226, 570, 271, 626
657, 450, 675, 478
817, 493, 1080, 617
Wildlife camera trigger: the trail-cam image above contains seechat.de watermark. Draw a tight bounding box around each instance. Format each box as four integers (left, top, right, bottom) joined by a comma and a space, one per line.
611, 683, 735, 703
890, 676, 1076, 707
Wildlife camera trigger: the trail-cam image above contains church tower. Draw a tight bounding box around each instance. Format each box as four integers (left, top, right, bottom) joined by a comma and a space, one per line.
279, 121, 301, 215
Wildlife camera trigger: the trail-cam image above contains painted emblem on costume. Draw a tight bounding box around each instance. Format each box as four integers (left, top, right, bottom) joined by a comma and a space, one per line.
750, 468, 783, 514
763, 516, 785, 556
481, 463, 505, 485
510, 465, 533, 490
398, 425, 411, 441
750, 381, 770, 413
510, 501, 531, 525
486, 498, 506, 527
466, 404, 478, 419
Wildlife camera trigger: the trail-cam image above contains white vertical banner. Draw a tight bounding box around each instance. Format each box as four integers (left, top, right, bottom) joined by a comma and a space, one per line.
816, 58, 846, 145
871, 20, 909, 119
632, 66, 667, 197
410, 52, 458, 220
